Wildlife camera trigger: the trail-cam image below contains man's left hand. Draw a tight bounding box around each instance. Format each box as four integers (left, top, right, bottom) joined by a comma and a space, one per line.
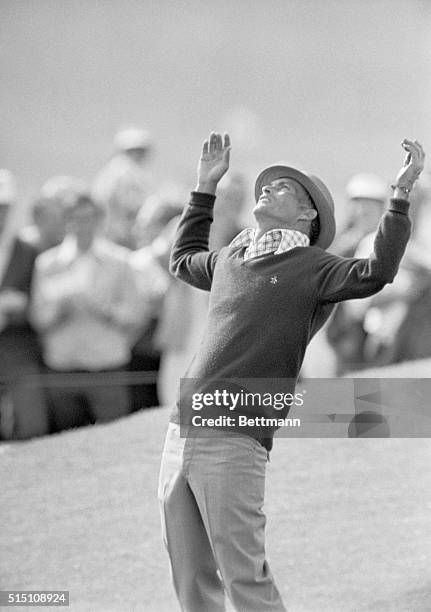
394, 139, 425, 192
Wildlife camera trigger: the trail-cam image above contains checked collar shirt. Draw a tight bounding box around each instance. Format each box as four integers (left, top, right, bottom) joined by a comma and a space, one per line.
229, 228, 310, 261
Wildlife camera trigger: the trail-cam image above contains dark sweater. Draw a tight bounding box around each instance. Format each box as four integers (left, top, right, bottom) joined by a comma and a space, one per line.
170, 192, 411, 450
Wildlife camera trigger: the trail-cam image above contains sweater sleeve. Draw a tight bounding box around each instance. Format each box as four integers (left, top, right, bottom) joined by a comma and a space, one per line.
169, 191, 218, 291
317, 199, 411, 304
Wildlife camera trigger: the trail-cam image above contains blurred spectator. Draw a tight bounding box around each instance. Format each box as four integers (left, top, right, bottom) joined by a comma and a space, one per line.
130, 223, 171, 330
330, 173, 387, 256
326, 173, 388, 374
153, 215, 210, 407
132, 184, 185, 249
92, 127, 153, 248
156, 278, 209, 407
345, 180, 431, 366
20, 175, 87, 251
19, 196, 65, 251
0, 171, 49, 439
31, 193, 141, 432
129, 190, 184, 409
40, 174, 88, 200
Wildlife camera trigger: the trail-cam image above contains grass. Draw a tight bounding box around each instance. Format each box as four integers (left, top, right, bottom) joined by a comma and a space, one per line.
2, 361, 431, 611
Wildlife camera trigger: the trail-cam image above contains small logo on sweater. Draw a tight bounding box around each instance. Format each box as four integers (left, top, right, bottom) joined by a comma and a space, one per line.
270, 275, 278, 284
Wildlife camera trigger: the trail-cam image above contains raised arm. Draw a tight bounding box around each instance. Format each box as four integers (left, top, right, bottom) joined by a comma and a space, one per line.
169, 132, 231, 290
317, 139, 425, 303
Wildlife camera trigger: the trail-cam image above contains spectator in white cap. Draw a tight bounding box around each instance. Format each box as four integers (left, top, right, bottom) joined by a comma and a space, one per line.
331, 173, 388, 257
114, 126, 152, 160
326, 172, 389, 374
345, 178, 431, 367
92, 126, 153, 248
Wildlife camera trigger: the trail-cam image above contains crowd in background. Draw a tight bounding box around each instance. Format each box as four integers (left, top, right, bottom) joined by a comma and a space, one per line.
326, 171, 431, 375
0, 128, 247, 440
1, 127, 431, 440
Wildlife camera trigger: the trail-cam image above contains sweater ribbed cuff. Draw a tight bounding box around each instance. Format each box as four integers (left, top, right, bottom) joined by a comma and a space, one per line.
190, 191, 216, 207
388, 198, 410, 215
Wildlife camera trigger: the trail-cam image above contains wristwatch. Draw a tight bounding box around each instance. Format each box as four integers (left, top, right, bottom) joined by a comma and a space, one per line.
390, 183, 413, 196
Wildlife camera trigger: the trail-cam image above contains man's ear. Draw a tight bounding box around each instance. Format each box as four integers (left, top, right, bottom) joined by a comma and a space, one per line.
298, 208, 318, 221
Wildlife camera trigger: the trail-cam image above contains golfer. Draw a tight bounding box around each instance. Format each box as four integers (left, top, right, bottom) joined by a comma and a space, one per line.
158, 133, 425, 611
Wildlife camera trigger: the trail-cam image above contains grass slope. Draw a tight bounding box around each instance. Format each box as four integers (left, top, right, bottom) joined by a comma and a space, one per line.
2, 364, 431, 612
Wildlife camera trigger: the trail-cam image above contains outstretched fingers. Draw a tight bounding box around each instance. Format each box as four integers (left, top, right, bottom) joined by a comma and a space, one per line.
413, 140, 425, 165
209, 132, 217, 153
205, 131, 231, 156
215, 132, 223, 151
222, 132, 231, 164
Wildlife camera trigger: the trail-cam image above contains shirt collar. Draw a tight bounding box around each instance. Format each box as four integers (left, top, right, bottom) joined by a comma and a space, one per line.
229, 228, 310, 259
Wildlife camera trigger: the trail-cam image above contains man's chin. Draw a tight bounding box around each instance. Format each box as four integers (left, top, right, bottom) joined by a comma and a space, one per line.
253, 201, 267, 215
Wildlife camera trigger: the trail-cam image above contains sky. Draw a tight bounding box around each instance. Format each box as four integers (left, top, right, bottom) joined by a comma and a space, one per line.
1, 0, 430, 221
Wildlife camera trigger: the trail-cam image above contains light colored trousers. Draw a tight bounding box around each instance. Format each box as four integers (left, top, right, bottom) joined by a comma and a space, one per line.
158, 423, 286, 612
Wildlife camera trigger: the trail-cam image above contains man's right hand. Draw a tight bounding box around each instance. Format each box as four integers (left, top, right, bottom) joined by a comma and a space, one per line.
196, 132, 231, 195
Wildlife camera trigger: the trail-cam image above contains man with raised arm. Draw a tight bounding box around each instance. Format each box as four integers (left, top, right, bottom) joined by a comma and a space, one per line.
158, 133, 425, 612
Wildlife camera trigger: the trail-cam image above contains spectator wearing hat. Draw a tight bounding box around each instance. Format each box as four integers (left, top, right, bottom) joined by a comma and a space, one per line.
331, 172, 388, 257
158, 133, 425, 612
345, 181, 431, 366
92, 127, 153, 248
128, 188, 184, 410
326, 173, 389, 374
30, 193, 141, 432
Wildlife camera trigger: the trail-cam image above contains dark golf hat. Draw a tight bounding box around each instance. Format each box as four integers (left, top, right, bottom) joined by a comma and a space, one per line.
254, 164, 336, 249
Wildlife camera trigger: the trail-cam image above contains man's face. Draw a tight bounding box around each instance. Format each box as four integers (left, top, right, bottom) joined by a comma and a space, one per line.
125, 147, 149, 164
253, 177, 311, 226
66, 202, 100, 243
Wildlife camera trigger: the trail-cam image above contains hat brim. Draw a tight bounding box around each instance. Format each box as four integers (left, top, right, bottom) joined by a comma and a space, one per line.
254, 165, 336, 249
